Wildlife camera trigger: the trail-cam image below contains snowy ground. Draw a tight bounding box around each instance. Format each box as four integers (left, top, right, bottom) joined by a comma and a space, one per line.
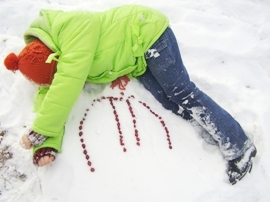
0, 0, 270, 201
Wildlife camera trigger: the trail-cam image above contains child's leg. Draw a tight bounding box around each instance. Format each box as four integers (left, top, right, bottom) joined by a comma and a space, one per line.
144, 27, 253, 161
138, 69, 218, 145
138, 68, 192, 120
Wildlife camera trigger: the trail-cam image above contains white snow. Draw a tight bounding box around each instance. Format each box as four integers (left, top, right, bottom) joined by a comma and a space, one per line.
0, 0, 270, 201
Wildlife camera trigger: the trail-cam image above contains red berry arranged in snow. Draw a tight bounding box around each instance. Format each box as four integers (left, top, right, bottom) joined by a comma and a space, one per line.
139, 101, 172, 149
77, 92, 173, 173
78, 107, 95, 173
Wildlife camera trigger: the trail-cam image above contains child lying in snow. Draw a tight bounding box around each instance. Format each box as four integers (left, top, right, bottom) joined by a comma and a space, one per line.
3, 5, 256, 185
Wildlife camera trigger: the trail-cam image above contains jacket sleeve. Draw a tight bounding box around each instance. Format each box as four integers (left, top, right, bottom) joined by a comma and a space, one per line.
32, 12, 100, 151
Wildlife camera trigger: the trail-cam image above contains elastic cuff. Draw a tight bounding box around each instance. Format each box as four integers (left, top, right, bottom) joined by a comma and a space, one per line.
27, 131, 47, 146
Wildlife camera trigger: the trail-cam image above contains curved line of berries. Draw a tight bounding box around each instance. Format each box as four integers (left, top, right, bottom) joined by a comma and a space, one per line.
78, 92, 172, 172
138, 101, 172, 149
79, 108, 95, 172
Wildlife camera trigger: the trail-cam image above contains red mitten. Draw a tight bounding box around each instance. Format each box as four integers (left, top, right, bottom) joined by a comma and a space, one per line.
33, 147, 56, 166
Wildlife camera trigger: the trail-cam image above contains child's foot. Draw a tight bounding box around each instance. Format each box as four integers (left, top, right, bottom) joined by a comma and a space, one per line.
227, 145, 257, 185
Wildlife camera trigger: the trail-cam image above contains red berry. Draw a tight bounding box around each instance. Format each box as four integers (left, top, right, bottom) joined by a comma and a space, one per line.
86, 155, 90, 160
82, 144, 86, 148
90, 168, 95, 172
79, 132, 83, 136
79, 126, 83, 130
88, 161, 92, 166
137, 142, 140, 146
123, 148, 127, 152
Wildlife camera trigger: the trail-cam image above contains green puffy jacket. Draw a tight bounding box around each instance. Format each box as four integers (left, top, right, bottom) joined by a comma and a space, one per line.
24, 5, 169, 153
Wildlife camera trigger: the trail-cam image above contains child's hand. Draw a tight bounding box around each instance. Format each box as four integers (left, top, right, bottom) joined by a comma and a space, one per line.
33, 147, 56, 167
38, 156, 55, 166
20, 135, 32, 149
20, 131, 47, 149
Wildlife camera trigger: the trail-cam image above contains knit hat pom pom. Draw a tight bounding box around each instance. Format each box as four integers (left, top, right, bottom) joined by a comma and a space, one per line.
4, 53, 19, 71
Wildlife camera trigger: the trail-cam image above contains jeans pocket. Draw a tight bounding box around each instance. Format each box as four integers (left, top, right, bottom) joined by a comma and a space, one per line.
145, 39, 175, 76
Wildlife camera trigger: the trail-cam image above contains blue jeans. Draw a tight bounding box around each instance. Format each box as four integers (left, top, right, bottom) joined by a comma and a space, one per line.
138, 27, 253, 160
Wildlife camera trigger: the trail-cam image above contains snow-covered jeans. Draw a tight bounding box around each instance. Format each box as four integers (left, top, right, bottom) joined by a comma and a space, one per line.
138, 27, 253, 161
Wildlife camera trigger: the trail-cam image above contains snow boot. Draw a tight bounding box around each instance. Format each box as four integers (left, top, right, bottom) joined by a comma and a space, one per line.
227, 145, 257, 185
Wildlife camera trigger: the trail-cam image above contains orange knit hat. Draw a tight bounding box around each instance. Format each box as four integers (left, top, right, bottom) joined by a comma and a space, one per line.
4, 40, 57, 85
